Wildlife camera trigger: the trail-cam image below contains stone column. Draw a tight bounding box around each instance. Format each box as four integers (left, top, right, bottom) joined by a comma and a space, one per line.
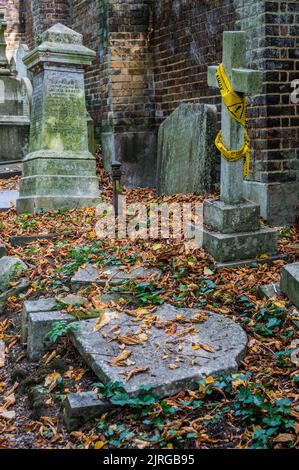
17, 23, 100, 214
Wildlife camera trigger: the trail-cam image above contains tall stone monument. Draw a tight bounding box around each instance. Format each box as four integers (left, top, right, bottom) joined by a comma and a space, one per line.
202, 32, 277, 265
0, 11, 30, 165
17, 24, 100, 213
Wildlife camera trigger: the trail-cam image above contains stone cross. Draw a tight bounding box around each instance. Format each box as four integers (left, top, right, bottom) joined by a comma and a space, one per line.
208, 31, 263, 205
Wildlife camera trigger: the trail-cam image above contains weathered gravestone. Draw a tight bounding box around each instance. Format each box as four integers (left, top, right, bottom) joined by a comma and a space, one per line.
0, 12, 30, 164
16, 23, 100, 214
15, 44, 29, 81
157, 103, 217, 196
70, 304, 248, 398
203, 31, 277, 265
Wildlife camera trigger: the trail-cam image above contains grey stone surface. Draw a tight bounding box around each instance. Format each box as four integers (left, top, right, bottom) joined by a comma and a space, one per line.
0, 162, 22, 178
0, 14, 30, 164
16, 23, 100, 214
9, 233, 57, 247
156, 103, 217, 196
208, 31, 262, 205
70, 304, 247, 398
27, 309, 76, 361
244, 180, 299, 227
215, 255, 285, 270
71, 264, 162, 289
0, 278, 29, 316
0, 190, 19, 210
202, 227, 277, 264
64, 391, 112, 431
281, 263, 299, 309
203, 199, 260, 233
257, 283, 281, 300
0, 256, 28, 284
22, 298, 59, 344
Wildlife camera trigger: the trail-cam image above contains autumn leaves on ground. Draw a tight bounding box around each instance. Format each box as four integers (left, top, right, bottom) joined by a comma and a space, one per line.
0, 166, 299, 450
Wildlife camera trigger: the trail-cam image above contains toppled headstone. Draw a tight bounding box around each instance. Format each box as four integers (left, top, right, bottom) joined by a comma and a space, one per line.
71, 264, 162, 289
157, 103, 217, 196
64, 391, 112, 431
0, 256, 28, 284
70, 304, 247, 398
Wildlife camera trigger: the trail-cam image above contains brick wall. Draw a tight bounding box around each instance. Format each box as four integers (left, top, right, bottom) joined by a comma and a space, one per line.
0, 0, 24, 60
24, 0, 71, 48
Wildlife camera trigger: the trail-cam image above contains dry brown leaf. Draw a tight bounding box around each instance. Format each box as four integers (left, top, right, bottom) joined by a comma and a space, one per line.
121, 366, 149, 382
110, 349, 132, 367
192, 342, 214, 353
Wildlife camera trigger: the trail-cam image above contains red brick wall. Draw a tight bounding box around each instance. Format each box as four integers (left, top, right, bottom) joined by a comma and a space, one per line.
0, 0, 24, 59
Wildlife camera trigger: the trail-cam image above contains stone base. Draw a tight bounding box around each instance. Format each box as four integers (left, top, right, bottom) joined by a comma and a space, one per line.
17, 150, 101, 214
281, 263, 299, 309
202, 226, 277, 263
243, 180, 299, 227
204, 199, 260, 233
215, 255, 285, 270
101, 130, 157, 188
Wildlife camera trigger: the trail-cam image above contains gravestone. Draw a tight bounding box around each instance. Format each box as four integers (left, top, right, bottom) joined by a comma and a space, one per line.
157, 103, 217, 196
16, 23, 100, 214
15, 44, 29, 81
70, 304, 247, 397
202, 31, 277, 265
0, 12, 30, 164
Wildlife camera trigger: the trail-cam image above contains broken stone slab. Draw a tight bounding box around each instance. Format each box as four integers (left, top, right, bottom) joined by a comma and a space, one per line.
27, 309, 77, 362
0, 278, 29, 316
21, 298, 59, 344
71, 264, 162, 289
56, 294, 88, 308
9, 234, 57, 247
281, 263, 299, 310
0, 256, 28, 285
70, 304, 247, 398
64, 391, 112, 431
257, 283, 281, 300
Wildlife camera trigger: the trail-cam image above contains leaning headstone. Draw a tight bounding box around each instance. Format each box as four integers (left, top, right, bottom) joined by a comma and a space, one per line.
16, 23, 100, 214
203, 32, 277, 265
70, 304, 247, 398
157, 103, 217, 196
0, 12, 30, 164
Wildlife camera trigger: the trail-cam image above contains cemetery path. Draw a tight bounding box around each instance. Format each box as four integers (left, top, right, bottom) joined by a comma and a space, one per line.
0, 166, 299, 449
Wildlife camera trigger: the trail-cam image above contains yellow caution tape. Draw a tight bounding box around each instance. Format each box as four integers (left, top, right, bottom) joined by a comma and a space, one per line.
215, 63, 250, 177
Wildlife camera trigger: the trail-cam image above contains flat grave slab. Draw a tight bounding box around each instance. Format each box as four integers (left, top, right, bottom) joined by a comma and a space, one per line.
71, 264, 162, 289
70, 304, 247, 398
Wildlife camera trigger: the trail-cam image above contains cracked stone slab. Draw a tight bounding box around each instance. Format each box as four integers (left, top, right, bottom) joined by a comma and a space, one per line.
71, 264, 162, 289
0, 256, 28, 285
70, 304, 247, 398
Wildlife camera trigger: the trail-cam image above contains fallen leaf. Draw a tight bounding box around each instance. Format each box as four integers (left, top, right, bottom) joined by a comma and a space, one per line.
192, 342, 214, 353
110, 350, 132, 367
44, 372, 62, 391
121, 366, 149, 381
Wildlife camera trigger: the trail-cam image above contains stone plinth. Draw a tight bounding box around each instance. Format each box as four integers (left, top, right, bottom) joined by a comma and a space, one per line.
16, 23, 100, 214
157, 103, 217, 196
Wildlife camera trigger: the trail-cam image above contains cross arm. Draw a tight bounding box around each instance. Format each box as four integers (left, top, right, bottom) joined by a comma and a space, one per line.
231, 68, 263, 94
